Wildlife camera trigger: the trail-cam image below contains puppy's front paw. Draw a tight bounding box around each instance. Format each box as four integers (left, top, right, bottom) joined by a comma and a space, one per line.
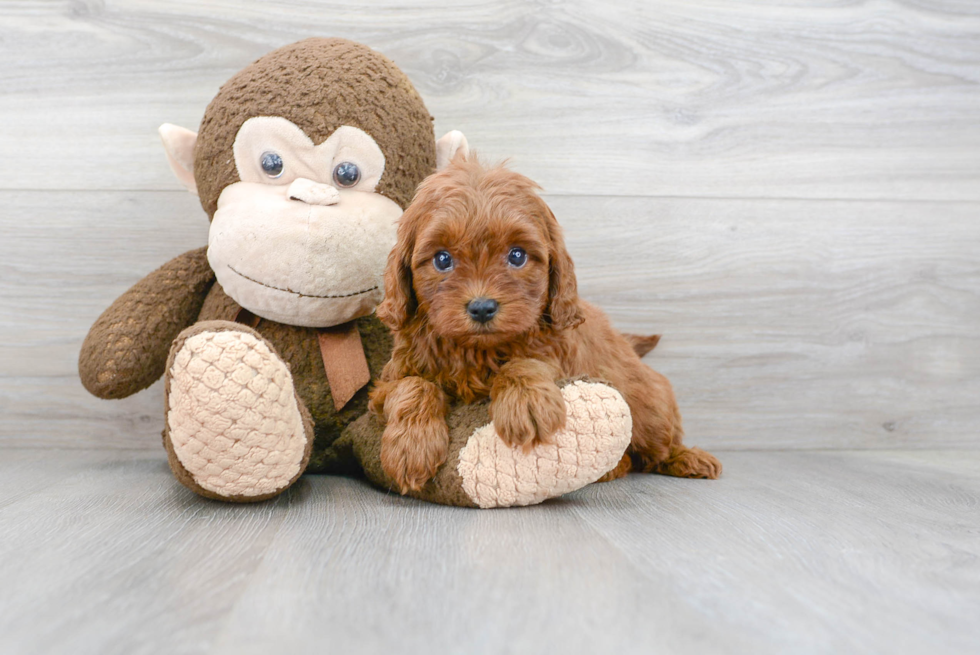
490, 382, 566, 450
380, 416, 450, 494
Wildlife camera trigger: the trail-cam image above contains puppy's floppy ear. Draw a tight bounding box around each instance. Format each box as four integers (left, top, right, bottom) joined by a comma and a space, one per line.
541, 201, 584, 331
376, 216, 417, 330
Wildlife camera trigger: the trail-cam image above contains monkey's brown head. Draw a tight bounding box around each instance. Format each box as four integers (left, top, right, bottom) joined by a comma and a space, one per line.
159, 38, 469, 328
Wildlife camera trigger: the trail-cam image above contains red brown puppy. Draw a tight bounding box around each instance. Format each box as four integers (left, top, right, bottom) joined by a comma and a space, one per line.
370, 156, 721, 493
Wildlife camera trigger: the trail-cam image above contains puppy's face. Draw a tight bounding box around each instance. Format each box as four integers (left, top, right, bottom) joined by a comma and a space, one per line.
411, 196, 550, 345
377, 158, 582, 346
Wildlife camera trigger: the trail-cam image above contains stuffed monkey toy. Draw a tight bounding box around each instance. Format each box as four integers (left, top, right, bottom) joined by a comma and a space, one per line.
79, 38, 632, 508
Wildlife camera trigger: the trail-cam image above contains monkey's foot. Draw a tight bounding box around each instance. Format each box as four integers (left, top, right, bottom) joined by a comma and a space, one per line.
457, 381, 632, 507
163, 322, 313, 502
345, 380, 632, 508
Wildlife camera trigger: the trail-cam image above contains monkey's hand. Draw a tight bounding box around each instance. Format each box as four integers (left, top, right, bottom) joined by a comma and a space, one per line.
79, 247, 215, 399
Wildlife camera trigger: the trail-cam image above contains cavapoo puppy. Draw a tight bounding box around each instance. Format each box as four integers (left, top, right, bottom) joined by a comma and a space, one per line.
370, 156, 721, 493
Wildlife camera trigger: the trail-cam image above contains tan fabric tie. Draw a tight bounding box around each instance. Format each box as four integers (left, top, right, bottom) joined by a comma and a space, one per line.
317, 321, 371, 411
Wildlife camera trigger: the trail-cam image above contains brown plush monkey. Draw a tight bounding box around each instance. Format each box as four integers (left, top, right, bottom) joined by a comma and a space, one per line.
79, 38, 632, 507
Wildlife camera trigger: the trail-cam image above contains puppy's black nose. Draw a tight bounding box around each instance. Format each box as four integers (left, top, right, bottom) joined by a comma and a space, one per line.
467, 298, 499, 323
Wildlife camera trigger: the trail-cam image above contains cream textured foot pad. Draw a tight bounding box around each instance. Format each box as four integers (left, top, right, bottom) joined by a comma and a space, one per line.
457, 381, 633, 508
167, 330, 307, 497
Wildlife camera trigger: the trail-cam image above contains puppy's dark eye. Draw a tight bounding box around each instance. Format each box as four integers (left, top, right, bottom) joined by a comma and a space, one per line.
333, 161, 361, 187
433, 251, 454, 272
507, 247, 527, 268
260, 151, 284, 178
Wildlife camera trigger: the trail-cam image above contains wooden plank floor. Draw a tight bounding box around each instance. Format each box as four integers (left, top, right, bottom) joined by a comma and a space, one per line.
0, 449, 976, 655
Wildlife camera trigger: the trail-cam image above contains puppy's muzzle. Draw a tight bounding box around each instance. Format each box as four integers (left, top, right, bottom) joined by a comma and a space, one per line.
467, 298, 499, 324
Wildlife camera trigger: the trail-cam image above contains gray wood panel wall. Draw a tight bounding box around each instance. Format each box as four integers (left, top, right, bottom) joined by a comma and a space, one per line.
1, 0, 978, 450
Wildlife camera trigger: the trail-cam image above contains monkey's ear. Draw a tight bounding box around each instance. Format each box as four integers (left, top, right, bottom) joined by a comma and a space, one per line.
159, 123, 199, 196
436, 130, 469, 170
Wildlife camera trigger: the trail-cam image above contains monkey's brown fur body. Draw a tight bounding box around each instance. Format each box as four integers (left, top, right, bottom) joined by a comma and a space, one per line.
79, 39, 427, 480
371, 158, 721, 492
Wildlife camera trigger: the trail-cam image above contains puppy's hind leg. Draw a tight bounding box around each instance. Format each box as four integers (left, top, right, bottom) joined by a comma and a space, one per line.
655, 443, 722, 480
625, 365, 722, 480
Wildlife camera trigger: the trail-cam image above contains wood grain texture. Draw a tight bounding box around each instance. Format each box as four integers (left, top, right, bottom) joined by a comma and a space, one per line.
2, 191, 976, 449
552, 195, 980, 450
0, 449, 976, 655
0, 449, 290, 655
0, 190, 207, 449
0, 0, 978, 199
569, 450, 980, 655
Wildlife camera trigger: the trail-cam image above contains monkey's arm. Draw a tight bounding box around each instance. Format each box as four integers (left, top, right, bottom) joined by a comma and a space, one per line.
79, 246, 215, 399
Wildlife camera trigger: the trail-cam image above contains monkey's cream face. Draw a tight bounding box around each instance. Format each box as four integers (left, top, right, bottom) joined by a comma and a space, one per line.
208, 117, 403, 327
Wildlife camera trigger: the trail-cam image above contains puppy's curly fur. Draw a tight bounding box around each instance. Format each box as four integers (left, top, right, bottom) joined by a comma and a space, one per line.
370, 157, 721, 493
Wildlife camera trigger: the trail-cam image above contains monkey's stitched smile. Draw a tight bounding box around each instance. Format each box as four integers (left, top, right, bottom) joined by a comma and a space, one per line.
227, 265, 378, 299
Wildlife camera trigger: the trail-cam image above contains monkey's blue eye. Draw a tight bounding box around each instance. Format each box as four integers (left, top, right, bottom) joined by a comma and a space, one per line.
260, 152, 284, 178
508, 247, 527, 268
333, 161, 361, 187
433, 251, 454, 272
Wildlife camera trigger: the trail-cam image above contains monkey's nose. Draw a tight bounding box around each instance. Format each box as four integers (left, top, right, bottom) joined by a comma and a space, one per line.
467, 298, 499, 324
288, 178, 340, 206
